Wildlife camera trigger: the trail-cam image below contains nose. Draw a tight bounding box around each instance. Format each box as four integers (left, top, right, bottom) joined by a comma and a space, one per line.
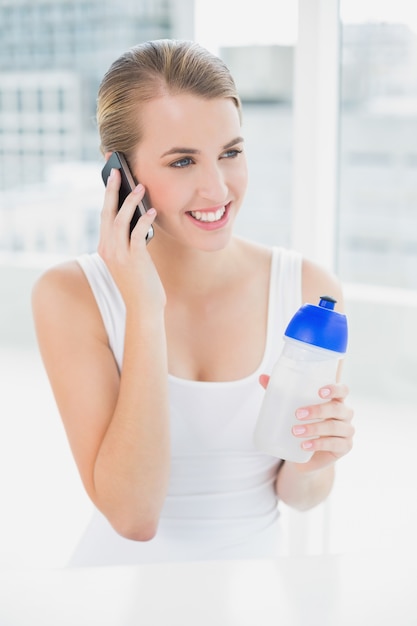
196, 162, 228, 203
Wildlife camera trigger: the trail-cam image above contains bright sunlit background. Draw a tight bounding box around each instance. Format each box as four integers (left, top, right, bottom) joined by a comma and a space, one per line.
0, 0, 416, 570
194, 0, 299, 49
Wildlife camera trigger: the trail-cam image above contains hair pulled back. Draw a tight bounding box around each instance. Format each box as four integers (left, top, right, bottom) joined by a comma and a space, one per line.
97, 39, 242, 165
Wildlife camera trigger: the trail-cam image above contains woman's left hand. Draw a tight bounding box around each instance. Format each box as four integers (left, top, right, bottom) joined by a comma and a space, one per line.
259, 376, 355, 473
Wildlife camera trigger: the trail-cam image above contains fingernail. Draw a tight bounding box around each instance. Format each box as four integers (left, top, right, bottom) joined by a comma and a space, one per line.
133, 183, 144, 194
302, 441, 313, 449
296, 409, 309, 420
147, 208, 156, 217
108, 168, 116, 182
293, 426, 306, 436
320, 388, 331, 398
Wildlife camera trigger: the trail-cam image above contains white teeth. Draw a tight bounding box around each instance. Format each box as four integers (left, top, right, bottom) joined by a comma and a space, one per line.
190, 207, 226, 222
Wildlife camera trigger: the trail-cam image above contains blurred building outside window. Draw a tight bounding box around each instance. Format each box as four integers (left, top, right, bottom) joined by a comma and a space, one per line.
0, 0, 416, 292
338, 1, 417, 292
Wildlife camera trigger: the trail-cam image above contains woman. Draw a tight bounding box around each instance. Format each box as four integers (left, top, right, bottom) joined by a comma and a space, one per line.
32, 39, 354, 565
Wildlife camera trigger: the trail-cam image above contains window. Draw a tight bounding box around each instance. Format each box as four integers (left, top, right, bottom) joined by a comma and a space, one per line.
195, 0, 298, 248
338, 3, 417, 290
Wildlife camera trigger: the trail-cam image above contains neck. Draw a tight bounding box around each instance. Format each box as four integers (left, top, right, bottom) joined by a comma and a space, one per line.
149, 234, 241, 297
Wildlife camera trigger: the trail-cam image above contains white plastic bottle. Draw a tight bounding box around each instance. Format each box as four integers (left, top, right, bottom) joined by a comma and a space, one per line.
253, 296, 348, 463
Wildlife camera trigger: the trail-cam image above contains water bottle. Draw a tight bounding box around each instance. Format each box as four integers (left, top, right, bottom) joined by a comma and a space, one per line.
253, 296, 348, 463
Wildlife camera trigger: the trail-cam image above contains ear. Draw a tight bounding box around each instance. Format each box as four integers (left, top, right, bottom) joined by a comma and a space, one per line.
104, 151, 113, 162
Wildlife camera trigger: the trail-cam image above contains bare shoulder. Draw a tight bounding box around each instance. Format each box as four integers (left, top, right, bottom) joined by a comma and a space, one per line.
33, 259, 88, 302
302, 258, 344, 312
32, 259, 104, 341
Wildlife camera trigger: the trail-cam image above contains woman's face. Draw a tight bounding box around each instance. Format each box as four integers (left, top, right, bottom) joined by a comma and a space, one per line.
132, 93, 248, 251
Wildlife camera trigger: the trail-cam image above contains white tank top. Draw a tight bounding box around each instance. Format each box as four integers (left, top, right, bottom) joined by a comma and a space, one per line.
69, 246, 302, 565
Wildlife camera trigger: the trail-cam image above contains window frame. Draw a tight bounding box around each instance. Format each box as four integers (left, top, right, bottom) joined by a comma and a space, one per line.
291, 0, 341, 272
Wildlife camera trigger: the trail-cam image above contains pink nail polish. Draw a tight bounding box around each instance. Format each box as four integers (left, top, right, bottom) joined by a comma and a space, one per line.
293, 426, 306, 436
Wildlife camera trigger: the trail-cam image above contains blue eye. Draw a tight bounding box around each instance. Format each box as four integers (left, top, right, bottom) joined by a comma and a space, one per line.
171, 157, 193, 168
221, 148, 243, 159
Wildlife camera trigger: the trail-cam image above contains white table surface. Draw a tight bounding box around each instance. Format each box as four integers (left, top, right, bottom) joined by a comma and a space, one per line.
0, 552, 415, 626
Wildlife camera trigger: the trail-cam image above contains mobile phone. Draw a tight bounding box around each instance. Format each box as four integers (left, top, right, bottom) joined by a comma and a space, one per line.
101, 151, 154, 242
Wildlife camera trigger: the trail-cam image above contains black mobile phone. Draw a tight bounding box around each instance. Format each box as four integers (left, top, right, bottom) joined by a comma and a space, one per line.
101, 151, 154, 242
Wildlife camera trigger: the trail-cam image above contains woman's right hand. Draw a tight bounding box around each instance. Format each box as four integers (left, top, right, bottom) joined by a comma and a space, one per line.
98, 167, 166, 311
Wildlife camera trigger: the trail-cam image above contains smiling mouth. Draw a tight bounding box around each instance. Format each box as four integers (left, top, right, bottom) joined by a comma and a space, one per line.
188, 205, 228, 223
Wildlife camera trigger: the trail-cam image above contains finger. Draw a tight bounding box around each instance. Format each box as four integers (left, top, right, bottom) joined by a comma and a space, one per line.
130, 207, 157, 248
101, 167, 120, 219
319, 382, 350, 401
295, 399, 354, 424
100, 167, 121, 240
293, 417, 355, 441
258, 374, 270, 390
98, 168, 122, 260
112, 183, 146, 242
300, 432, 354, 457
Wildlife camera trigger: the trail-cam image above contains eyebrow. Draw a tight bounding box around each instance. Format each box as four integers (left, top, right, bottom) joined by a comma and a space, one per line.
160, 136, 244, 158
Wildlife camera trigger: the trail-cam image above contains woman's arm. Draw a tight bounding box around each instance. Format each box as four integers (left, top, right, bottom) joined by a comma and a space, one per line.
32, 172, 170, 541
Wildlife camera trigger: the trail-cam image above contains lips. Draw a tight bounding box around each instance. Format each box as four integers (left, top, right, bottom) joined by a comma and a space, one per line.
187, 203, 231, 229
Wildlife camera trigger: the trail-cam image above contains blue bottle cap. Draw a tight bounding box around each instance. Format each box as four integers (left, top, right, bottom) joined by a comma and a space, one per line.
284, 296, 348, 354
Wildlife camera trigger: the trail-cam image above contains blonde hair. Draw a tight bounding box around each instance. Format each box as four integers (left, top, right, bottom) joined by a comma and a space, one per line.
96, 39, 242, 165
